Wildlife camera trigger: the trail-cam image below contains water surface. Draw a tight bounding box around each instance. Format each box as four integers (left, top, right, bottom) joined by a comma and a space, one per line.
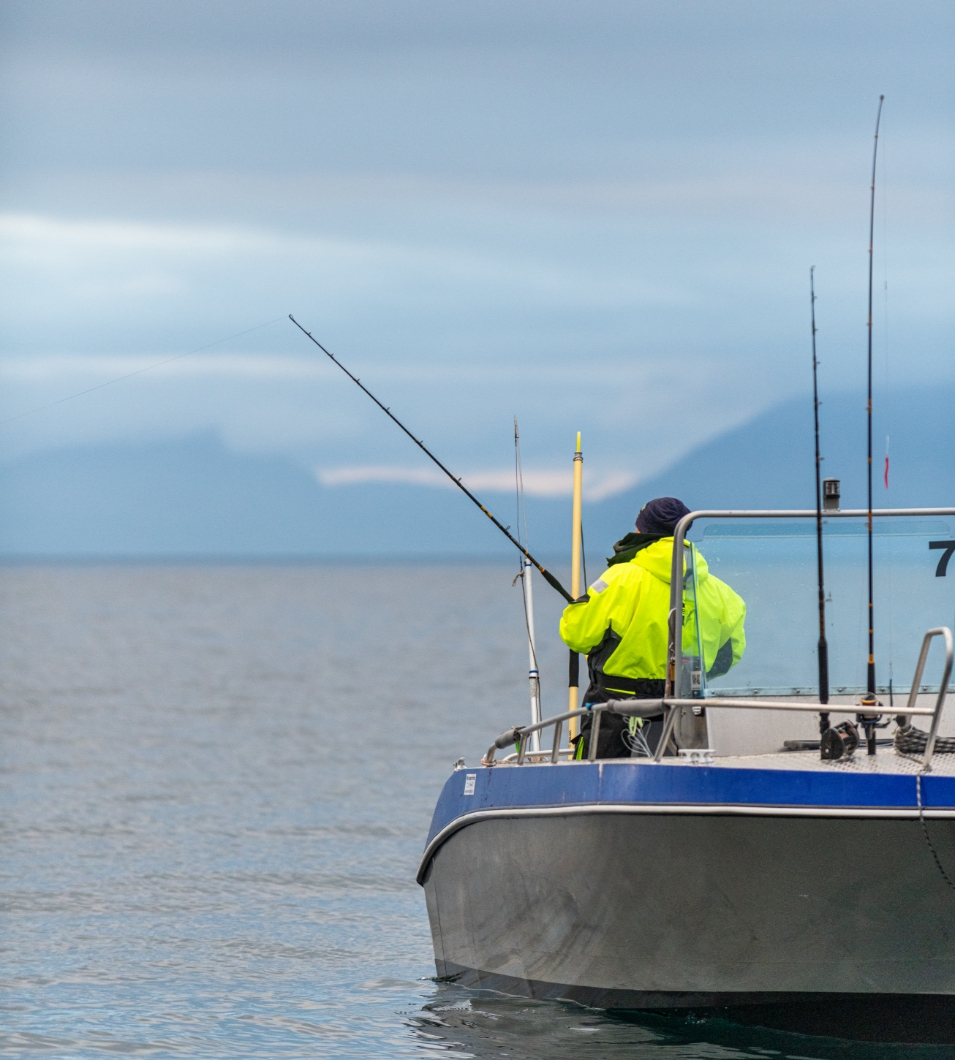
0, 564, 946, 1057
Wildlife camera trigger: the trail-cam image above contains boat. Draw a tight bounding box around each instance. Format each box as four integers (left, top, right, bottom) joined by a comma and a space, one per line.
417, 504, 955, 1044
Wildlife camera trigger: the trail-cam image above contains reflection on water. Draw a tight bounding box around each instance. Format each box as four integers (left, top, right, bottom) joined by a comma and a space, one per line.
407, 987, 953, 1060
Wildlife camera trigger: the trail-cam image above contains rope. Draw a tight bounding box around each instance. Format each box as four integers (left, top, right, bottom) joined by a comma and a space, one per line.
916, 771, 955, 891
894, 726, 955, 890
894, 725, 955, 756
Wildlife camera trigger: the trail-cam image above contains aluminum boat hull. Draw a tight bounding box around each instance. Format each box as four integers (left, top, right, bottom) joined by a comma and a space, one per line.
419, 761, 955, 1042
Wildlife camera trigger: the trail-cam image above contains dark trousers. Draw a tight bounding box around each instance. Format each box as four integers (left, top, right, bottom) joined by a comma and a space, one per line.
578, 710, 665, 759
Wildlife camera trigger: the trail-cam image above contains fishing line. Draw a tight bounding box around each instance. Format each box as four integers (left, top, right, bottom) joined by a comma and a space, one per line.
880, 119, 896, 707
513, 421, 524, 563
289, 314, 574, 603
882, 111, 891, 395
514, 418, 531, 558
513, 417, 539, 677
622, 717, 653, 758
0, 317, 286, 428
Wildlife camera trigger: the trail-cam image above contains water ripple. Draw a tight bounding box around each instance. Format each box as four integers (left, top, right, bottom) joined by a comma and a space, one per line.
2, 565, 937, 1058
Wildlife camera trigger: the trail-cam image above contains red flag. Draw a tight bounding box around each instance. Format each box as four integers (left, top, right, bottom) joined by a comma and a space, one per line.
884, 435, 890, 489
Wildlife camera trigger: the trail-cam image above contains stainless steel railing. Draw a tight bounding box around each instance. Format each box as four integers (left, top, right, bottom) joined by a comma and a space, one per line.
483, 701, 659, 765
905, 627, 954, 771
484, 626, 953, 768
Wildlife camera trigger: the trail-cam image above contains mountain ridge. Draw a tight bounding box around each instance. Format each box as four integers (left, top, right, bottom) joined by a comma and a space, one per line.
1, 384, 951, 558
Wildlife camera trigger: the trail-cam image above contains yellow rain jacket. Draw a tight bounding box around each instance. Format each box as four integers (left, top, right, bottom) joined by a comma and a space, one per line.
559, 537, 745, 697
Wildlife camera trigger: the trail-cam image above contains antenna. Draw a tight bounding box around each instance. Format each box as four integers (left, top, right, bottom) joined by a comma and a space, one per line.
514, 418, 542, 751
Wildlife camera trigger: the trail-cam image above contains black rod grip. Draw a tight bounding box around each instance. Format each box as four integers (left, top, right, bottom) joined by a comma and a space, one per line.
541, 566, 574, 604
817, 637, 829, 705
818, 637, 831, 736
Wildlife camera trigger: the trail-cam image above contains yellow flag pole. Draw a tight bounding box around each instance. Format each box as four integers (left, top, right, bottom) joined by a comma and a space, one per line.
568, 432, 584, 739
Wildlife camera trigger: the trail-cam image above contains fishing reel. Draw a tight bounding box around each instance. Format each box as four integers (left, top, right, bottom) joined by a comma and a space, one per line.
820, 720, 859, 761
856, 699, 889, 755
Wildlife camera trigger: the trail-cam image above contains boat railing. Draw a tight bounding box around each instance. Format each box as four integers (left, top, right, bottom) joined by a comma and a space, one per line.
902, 626, 954, 771
483, 708, 589, 766
485, 625, 953, 770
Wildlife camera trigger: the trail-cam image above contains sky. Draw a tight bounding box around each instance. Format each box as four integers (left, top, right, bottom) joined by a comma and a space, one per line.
1, 0, 952, 501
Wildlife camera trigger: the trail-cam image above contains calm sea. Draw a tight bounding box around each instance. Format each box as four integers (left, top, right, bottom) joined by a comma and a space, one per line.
0, 563, 942, 1058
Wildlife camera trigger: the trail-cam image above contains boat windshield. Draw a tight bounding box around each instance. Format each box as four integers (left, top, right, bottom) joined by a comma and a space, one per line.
679, 513, 955, 699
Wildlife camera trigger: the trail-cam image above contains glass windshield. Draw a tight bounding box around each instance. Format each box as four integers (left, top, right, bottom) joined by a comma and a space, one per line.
678, 514, 955, 698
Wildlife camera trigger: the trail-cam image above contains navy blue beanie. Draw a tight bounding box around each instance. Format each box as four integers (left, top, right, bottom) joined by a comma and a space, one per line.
636, 497, 691, 536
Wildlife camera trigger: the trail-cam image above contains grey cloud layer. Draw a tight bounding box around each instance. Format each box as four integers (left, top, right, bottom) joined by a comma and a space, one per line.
0, 0, 951, 490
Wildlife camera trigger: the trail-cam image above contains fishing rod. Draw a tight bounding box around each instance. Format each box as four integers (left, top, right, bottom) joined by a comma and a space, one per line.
859, 95, 884, 753
568, 433, 584, 740
810, 267, 830, 736
863, 98, 884, 702
289, 315, 574, 603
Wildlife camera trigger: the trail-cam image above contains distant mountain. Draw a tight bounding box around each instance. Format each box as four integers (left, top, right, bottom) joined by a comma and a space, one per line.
585, 383, 955, 551
0, 385, 951, 558
0, 434, 539, 557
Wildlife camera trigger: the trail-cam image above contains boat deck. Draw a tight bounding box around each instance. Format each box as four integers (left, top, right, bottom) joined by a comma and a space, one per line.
686, 747, 955, 775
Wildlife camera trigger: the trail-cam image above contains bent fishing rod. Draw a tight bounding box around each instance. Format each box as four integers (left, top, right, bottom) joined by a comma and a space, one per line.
289, 315, 575, 604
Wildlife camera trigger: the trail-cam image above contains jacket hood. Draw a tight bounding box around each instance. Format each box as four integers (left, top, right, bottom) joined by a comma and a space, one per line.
607, 531, 664, 566
631, 538, 709, 585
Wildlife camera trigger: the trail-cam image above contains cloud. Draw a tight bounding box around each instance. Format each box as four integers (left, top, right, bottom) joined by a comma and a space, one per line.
0, 350, 699, 386
0, 210, 386, 261
0, 353, 329, 381
0, 210, 688, 323
2, 4, 951, 501
316, 464, 637, 501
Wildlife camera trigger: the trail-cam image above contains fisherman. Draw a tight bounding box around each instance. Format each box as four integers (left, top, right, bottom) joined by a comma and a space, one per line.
560, 496, 746, 759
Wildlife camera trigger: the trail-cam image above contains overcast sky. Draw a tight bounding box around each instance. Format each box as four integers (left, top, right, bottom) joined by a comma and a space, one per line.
1, 1, 951, 498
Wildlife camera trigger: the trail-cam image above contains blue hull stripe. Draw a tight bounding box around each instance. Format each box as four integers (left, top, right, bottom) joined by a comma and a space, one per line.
426, 762, 955, 847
